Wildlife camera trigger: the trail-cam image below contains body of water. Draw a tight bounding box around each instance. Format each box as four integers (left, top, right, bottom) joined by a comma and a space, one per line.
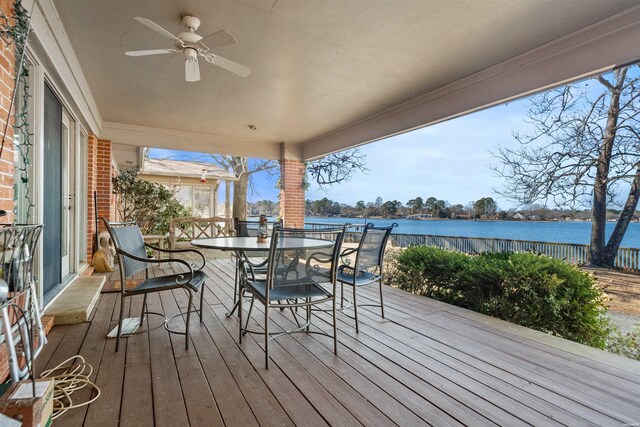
306, 217, 640, 248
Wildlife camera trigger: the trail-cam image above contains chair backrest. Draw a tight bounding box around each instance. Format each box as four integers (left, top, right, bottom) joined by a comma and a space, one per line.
265, 226, 345, 295
354, 223, 397, 274
267, 226, 345, 289
103, 219, 148, 279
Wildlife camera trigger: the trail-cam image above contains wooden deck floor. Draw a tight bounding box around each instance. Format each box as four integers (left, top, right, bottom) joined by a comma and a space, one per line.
39, 259, 640, 426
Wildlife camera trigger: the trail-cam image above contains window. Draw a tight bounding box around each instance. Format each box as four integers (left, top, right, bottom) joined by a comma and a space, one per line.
194, 188, 211, 217
171, 184, 214, 217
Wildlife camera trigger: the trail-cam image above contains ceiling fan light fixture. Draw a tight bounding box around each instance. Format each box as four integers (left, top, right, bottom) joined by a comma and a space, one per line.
126, 16, 251, 81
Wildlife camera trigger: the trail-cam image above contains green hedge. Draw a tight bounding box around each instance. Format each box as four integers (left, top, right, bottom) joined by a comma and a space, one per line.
386, 246, 610, 348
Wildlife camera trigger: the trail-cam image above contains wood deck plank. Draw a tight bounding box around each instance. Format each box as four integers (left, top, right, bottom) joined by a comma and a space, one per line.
120, 293, 154, 427
82, 293, 131, 427
208, 261, 467, 427
142, 266, 191, 427
372, 283, 640, 374
172, 262, 297, 427
334, 300, 607, 426
159, 288, 225, 427
53, 292, 117, 426
353, 286, 640, 423
203, 273, 392, 427
35, 324, 69, 374
358, 286, 640, 399
42, 259, 640, 426
173, 303, 261, 427
202, 281, 328, 427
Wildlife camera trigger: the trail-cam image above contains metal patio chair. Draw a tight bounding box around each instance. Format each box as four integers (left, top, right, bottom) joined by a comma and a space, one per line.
229, 218, 282, 315
103, 219, 207, 351
239, 225, 345, 369
337, 223, 396, 332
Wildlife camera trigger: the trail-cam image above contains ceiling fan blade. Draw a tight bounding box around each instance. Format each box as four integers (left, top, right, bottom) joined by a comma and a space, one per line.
199, 30, 237, 49
204, 54, 251, 77
134, 17, 183, 44
125, 49, 175, 57
185, 58, 201, 82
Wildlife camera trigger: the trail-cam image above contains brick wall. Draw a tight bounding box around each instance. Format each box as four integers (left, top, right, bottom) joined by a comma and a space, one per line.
86, 135, 98, 261
0, 0, 15, 222
86, 136, 114, 261
279, 159, 305, 227
96, 138, 113, 222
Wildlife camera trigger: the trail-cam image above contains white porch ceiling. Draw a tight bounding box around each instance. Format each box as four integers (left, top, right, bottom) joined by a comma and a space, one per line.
52, 0, 639, 160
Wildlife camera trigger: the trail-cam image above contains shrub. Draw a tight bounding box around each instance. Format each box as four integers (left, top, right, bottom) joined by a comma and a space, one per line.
386, 246, 610, 348
112, 170, 190, 235
607, 326, 640, 360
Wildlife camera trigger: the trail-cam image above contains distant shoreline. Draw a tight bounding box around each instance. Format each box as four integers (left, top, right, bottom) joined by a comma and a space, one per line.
305, 216, 605, 224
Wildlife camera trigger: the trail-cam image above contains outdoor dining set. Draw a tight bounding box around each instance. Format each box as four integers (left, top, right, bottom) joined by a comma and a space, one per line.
102, 218, 396, 369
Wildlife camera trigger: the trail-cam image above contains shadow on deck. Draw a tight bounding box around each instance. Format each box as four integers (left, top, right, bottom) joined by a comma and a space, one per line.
38, 259, 640, 426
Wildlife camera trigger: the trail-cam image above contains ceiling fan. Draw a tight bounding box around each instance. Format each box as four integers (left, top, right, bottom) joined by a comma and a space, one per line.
125, 15, 251, 82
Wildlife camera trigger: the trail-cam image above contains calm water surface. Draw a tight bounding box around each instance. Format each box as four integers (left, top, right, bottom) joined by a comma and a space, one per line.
305, 217, 640, 248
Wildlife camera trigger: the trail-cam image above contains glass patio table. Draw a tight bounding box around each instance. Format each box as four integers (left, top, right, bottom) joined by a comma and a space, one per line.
191, 236, 334, 316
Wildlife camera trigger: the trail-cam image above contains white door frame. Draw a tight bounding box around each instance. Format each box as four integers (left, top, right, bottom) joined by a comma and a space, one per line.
60, 110, 73, 279
24, 48, 88, 308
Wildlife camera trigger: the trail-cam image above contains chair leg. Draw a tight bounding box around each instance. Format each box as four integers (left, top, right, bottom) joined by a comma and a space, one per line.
379, 278, 385, 319
289, 306, 301, 328
115, 293, 125, 352
233, 257, 239, 304
140, 293, 147, 325
352, 285, 359, 333
200, 284, 205, 323
340, 283, 344, 308
185, 290, 193, 350
332, 294, 338, 354
306, 298, 311, 332
264, 302, 270, 370
238, 284, 243, 343
244, 295, 255, 333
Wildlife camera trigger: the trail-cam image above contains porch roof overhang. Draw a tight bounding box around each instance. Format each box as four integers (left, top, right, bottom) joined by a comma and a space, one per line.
140, 158, 238, 182
29, 0, 640, 161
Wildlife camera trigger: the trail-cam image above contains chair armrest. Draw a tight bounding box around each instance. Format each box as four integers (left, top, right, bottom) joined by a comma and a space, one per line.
304, 252, 334, 280
116, 248, 195, 285
241, 255, 268, 269
340, 247, 357, 266
144, 244, 206, 271
340, 247, 357, 257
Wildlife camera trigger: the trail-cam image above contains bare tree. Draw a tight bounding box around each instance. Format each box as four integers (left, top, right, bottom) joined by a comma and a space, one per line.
214, 149, 366, 219
493, 65, 640, 267
155, 148, 367, 220
209, 155, 277, 220
305, 150, 367, 187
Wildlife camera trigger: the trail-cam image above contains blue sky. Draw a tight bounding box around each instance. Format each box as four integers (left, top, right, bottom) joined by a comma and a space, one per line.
304, 99, 531, 209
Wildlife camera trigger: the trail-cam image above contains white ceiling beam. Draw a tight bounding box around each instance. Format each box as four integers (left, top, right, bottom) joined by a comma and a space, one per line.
102, 122, 286, 160
301, 6, 640, 160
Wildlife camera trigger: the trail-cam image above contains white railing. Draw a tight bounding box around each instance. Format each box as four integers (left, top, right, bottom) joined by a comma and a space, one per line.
343, 231, 640, 273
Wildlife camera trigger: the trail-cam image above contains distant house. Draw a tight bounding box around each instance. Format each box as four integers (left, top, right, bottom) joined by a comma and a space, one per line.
140, 157, 236, 218
113, 145, 237, 218
513, 213, 525, 220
